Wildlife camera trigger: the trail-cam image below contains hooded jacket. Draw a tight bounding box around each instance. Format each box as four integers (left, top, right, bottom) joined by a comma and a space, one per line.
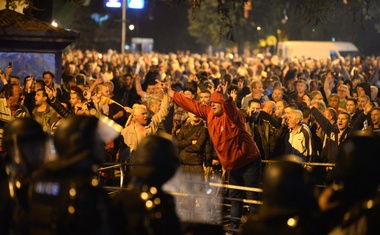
357, 82, 371, 97
173, 91, 260, 171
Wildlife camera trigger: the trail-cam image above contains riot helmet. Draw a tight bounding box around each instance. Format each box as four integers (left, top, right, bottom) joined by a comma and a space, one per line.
260, 159, 318, 219
334, 131, 380, 197
131, 133, 180, 187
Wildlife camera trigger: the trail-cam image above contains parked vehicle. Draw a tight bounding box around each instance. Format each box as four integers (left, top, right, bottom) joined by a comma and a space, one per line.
277, 41, 359, 60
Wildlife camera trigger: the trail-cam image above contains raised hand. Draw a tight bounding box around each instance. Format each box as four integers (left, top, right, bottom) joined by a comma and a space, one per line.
45, 86, 54, 100
363, 101, 373, 115
302, 94, 311, 107
230, 89, 237, 101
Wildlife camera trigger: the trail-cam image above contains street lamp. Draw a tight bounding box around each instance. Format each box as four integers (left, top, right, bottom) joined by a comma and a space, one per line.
121, 0, 126, 55
51, 20, 58, 27
105, 0, 144, 54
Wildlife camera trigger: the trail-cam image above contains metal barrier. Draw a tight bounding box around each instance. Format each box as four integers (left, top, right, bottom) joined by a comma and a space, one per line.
261, 159, 336, 167
98, 163, 125, 187
100, 160, 335, 233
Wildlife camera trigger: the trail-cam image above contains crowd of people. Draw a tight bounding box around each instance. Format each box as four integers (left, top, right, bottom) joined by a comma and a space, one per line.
1, 48, 380, 234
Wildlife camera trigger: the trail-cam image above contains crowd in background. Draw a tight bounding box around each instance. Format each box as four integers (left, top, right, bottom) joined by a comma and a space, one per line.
59, 49, 380, 172
2, 48, 380, 235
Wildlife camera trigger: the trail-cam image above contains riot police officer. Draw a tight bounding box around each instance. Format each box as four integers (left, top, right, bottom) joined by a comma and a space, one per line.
241, 157, 320, 235
111, 134, 183, 235
2, 118, 47, 235
28, 115, 119, 235
319, 131, 380, 234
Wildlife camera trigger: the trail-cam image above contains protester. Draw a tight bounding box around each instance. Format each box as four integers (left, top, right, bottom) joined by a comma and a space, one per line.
169, 82, 261, 234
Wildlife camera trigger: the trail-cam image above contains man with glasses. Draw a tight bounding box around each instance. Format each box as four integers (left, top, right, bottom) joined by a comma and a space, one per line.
337, 84, 349, 109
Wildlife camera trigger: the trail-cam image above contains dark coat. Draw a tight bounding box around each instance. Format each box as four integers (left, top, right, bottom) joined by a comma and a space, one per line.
175, 121, 208, 166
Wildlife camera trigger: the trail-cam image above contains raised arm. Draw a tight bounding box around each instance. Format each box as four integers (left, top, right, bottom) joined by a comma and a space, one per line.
169, 84, 209, 120
367, 61, 380, 88
339, 58, 350, 81
151, 93, 169, 126
324, 74, 334, 99
134, 74, 147, 99
217, 83, 245, 125
45, 86, 72, 118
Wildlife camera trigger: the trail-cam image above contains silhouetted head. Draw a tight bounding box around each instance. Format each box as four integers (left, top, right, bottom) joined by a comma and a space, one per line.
132, 134, 180, 187
3, 118, 46, 173
260, 159, 318, 219
51, 115, 121, 171
334, 131, 380, 198
3, 118, 47, 209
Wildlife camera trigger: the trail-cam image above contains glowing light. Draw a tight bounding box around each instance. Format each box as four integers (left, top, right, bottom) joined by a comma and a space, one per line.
154, 198, 161, 205
129, 24, 135, 31
68, 205, 75, 214
91, 178, 99, 187
69, 188, 76, 197
128, 0, 144, 9
367, 200, 374, 209
105, 0, 121, 8
141, 192, 149, 200
150, 187, 157, 195
257, 26, 262, 31
145, 200, 153, 208
52, 20, 58, 27
287, 217, 297, 227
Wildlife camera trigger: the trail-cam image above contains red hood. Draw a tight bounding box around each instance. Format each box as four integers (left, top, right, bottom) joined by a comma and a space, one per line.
210, 92, 224, 104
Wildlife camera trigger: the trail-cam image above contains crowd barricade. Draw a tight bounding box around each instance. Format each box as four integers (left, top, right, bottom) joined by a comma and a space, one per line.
98, 163, 125, 187
99, 159, 336, 232
261, 159, 336, 167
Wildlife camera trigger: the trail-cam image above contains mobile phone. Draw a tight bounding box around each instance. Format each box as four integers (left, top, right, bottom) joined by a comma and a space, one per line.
135, 63, 141, 74
8, 62, 12, 68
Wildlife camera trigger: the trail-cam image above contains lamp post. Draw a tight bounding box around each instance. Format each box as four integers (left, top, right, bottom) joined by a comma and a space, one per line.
121, 0, 126, 55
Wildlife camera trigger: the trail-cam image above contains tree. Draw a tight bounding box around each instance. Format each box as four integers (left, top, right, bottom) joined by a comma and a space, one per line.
187, 0, 282, 53
187, 0, 233, 50
187, 0, 380, 54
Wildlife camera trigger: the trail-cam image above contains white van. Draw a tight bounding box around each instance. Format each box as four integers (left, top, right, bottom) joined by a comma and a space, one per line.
277, 41, 359, 60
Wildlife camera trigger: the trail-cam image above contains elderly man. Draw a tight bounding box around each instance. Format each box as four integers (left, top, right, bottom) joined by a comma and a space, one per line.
120, 92, 169, 162
241, 80, 268, 111
284, 109, 313, 163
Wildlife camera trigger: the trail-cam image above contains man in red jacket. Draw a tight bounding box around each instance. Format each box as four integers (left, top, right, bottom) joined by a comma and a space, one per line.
169, 83, 261, 234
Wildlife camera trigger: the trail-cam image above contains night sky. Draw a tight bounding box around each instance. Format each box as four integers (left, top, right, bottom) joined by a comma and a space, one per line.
79, 1, 380, 55
99, 1, 202, 53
